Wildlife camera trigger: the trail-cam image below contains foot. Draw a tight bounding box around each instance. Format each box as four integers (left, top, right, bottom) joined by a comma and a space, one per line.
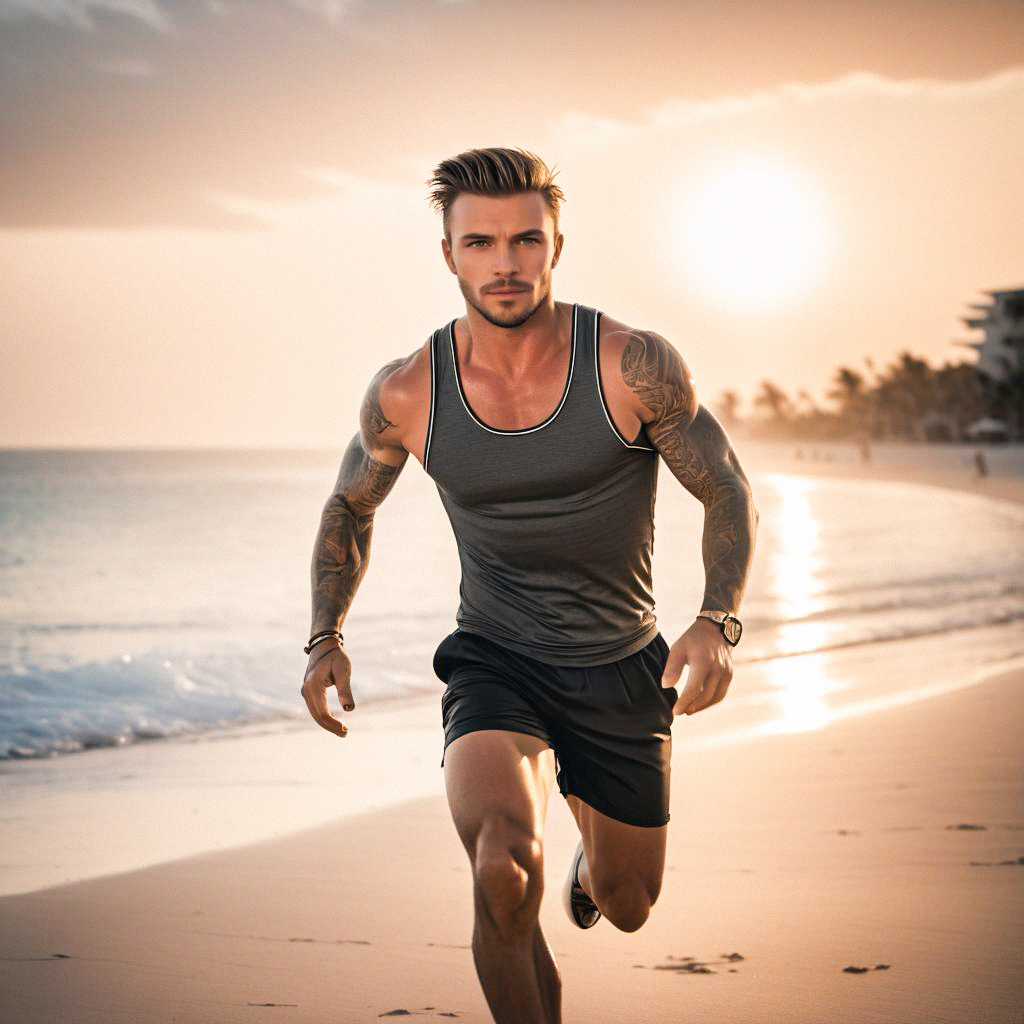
562, 839, 601, 929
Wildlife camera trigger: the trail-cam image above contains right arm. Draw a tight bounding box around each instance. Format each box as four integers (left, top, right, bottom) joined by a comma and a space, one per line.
301, 358, 410, 737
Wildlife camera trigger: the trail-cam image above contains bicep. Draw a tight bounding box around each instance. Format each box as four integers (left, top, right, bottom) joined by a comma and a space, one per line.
621, 329, 699, 436
327, 357, 411, 509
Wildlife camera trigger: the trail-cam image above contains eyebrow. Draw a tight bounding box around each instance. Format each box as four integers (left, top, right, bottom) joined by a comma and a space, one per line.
459, 229, 546, 243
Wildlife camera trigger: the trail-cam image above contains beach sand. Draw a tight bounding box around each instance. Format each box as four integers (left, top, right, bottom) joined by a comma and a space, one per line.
1, 447, 1022, 1023
0, 663, 1020, 1023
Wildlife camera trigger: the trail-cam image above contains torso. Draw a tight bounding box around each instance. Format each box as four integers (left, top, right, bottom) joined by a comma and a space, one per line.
382, 302, 648, 466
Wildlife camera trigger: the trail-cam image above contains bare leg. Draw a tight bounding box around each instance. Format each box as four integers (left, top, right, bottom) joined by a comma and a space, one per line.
566, 794, 668, 933
445, 729, 560, 1024
532, 920, 560, 1023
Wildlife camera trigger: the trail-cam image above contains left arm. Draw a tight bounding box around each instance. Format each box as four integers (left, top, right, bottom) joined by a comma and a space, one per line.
620, 328, 760, 715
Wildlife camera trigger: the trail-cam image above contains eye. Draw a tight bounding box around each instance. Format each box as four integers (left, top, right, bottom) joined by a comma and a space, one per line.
468, 239, 489, 248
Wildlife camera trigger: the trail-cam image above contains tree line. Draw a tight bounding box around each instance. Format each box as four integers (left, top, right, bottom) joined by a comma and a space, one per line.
717, 342, 1024, 443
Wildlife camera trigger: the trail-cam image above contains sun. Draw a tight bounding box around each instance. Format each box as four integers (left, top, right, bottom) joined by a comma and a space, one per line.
672, 156, 831, 310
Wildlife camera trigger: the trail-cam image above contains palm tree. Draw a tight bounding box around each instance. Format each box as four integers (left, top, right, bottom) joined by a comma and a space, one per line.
752, 380, 794, 437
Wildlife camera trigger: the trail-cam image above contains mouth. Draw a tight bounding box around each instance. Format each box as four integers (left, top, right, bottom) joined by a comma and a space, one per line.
487, 287, 529, 296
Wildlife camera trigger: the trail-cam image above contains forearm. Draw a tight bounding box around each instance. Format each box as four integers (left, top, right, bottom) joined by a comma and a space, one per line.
699, 474, 758, 613
310, 430, 405, 636
646, 403, 759, 614
310, 495, 375, 635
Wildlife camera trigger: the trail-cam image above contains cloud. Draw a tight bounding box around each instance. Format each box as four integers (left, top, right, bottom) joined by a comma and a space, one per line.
553, 66, 1024, 141
0, 0, 173, 32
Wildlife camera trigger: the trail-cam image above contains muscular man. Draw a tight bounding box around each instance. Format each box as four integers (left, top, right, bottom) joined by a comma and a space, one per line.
301, 147, 759, 1024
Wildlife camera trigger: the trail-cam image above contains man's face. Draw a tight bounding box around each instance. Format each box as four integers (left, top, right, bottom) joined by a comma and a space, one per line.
442, 192, 564, 329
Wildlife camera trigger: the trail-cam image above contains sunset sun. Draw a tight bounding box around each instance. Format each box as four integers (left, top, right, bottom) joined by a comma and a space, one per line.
673, 156, 831, 309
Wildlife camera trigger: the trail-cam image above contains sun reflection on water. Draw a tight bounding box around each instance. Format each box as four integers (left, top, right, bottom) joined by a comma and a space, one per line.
762, 474, 844, 732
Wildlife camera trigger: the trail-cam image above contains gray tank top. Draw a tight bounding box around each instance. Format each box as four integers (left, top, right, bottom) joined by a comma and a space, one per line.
424, 303, 661, 666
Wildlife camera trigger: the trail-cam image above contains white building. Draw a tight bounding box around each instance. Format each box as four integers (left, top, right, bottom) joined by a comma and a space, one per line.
956, 286, 1024, 382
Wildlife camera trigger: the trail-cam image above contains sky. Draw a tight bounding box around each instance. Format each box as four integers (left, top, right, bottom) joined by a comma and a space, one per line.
1, 0, 1022, 447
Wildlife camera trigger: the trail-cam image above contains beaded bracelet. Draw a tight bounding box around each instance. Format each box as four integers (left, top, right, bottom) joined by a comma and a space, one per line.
304, 630, 344, 655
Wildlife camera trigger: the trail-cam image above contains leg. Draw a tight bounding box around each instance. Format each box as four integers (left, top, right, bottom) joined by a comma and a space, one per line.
444, 729, 561, 1024
565, 794, 667, 933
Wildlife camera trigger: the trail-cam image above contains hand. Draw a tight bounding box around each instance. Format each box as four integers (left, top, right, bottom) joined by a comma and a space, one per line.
661, 618, 734, 716
300, 641, 355, 737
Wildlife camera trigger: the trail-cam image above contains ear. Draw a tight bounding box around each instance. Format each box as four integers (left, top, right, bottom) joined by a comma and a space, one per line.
551, 231, 564, 269
441, 236, 457, 275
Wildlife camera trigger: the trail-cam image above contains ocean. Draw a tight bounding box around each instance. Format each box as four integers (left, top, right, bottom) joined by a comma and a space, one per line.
2, 446, 1023, 761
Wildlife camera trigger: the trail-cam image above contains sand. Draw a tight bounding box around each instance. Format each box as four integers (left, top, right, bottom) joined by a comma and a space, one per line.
1, 446, 1022, 1023
1, 663, 1020, 1023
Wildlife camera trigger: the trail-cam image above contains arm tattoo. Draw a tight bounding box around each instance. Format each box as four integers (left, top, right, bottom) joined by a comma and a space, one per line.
310, 362, 408, 635
621, 330, 759, 613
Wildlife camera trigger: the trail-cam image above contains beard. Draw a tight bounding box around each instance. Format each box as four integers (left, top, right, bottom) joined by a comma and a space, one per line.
458, 276, 551, 329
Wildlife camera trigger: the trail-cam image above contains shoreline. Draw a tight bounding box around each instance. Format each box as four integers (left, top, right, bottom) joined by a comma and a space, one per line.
1, 448, 1020, 900
739, 438, 1024, 507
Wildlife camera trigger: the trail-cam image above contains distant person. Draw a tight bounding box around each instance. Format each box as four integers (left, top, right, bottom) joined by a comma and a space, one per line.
300, 148, 759, 1024
859, 439, 871, 464
974, 450, 988, 478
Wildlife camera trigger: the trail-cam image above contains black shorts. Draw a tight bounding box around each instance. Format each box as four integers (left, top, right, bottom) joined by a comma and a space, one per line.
433, 628, 677, 828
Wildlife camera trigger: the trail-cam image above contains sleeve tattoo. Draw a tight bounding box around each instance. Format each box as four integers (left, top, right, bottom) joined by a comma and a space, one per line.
310, 361, 408, 636
622, 330, 759, 614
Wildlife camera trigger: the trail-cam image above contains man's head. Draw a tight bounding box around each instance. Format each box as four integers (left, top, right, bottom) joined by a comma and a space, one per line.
428, 147, 565, 329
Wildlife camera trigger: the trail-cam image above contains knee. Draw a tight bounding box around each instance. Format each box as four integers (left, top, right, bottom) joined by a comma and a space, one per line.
472, 819, 544, 936
593, 875, 658, 933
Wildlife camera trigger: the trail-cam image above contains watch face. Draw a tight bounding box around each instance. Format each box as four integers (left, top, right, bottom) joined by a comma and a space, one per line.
723, 617, 742, 645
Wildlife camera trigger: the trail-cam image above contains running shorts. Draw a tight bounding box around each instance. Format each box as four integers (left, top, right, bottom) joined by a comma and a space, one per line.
432, 627, 677, 828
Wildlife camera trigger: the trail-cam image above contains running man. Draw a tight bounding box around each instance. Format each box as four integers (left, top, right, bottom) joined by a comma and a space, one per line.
301, 147, 759, 1024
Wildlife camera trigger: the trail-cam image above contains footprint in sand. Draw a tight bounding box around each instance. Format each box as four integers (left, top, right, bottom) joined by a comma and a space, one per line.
648, 952, 746, 974
378, 1010, 463, 1018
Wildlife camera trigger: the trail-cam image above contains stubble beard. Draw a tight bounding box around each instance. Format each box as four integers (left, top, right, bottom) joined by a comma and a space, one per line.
459, 275, 551, 330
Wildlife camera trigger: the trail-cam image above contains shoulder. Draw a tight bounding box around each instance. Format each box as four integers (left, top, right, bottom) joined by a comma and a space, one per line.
359, 337, 433, 455
597, 311, 698, 427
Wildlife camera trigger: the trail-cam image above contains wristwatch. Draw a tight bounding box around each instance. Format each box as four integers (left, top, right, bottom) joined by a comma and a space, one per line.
696, 610, 743, 646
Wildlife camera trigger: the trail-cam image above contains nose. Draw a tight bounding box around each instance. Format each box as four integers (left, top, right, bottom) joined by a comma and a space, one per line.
492, 241, 520, 277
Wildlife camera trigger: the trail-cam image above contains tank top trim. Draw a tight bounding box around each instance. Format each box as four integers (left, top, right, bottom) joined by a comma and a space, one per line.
423, 327, 439, 473
447, 302, 579, 436
593, 310, 658, 452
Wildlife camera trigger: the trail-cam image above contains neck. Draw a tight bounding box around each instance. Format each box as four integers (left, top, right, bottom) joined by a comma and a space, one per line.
461, 297, 567, 375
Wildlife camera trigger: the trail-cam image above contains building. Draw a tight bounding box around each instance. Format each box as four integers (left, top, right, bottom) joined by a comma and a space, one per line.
955, 286, 1024, 382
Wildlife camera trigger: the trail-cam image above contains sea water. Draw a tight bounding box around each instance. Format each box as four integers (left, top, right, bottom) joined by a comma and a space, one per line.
1, 447, 1022, 760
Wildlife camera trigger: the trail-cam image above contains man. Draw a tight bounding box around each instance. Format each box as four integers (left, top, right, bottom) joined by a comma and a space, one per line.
300, 147, 759, 1024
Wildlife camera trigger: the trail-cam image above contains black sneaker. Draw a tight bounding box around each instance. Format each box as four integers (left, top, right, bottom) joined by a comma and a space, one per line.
562, 839, 601, 929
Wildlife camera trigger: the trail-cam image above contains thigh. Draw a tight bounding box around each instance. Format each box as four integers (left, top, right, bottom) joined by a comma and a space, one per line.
444, 729, 558, 862
566, 793, 668, 902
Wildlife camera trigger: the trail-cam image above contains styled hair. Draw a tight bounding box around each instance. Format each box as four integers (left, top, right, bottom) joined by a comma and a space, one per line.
427, 147, 565, 239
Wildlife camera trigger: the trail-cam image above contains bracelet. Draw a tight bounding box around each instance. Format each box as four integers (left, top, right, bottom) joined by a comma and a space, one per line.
304, 630, 344, 655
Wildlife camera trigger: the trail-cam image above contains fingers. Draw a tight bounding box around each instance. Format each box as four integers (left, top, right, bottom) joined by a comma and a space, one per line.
301, 647, 355, 737
673, 660, 733, 716
300, 681, 348, 738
